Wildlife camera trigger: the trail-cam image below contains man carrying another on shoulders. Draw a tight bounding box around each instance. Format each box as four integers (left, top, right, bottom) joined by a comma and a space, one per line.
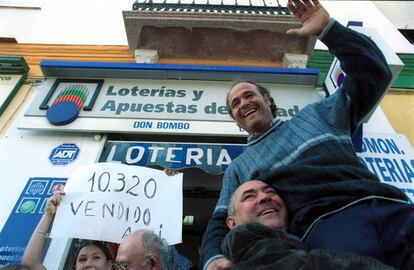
201, 0, 414, 269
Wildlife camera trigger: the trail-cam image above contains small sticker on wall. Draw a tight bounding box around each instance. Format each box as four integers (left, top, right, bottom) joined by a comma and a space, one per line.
49, 143, 80, 166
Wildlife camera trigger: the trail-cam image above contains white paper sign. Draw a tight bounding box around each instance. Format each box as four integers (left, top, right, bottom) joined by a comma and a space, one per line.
50, 163, 183, 244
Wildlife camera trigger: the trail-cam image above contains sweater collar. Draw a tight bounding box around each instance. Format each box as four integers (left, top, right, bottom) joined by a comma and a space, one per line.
247, 118, 282, 146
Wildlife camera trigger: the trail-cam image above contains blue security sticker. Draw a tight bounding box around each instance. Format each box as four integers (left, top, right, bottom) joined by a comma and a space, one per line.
49, 143, 80, 166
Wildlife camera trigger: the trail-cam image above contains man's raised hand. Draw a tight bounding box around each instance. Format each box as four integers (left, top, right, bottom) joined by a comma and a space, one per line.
286, 0, 330, 37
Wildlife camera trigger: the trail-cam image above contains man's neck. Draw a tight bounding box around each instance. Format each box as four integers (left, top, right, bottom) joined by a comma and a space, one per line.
247, 118, 279, 143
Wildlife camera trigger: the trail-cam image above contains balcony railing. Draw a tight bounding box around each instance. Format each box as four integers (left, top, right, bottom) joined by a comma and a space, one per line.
132, 0, 290, 15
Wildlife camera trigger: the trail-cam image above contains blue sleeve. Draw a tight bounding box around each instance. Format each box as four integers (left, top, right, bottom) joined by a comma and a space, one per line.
200, 165, 237, 268
319, 20, 392, 133
200, 211, 229, 269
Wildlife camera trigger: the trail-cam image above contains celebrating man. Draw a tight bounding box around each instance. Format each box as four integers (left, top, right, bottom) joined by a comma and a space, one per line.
201, 0, 414, 269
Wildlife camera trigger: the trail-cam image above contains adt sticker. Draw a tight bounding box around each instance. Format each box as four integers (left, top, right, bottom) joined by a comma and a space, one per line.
49, 143, 80, 166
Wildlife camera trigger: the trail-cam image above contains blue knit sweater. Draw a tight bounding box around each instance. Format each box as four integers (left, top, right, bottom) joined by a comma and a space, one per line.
201, 20, 408, 268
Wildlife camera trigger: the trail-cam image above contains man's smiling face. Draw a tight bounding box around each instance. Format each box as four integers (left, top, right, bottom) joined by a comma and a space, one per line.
226, 180, 287, 231
228, 82, 274, 135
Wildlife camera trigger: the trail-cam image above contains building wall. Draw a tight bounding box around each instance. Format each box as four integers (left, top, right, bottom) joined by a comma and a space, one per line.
381, 91, 414, 146
0, 0, 131, 45
0, 1, 413, 53
0, 82, 31, 135
373, 1, 414, 29
0, 43, 135, 77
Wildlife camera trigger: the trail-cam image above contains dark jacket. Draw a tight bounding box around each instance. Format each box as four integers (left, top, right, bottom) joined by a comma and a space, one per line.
222, 223, 396, 270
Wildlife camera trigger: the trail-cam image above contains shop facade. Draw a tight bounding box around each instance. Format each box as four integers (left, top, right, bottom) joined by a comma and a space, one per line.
0, 1, 413, 268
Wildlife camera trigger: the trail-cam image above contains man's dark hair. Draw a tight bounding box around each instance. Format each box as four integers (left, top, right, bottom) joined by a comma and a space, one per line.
226, 81, 278, 119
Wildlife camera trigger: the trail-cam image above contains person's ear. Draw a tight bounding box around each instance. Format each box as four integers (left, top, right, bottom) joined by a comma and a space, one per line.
226, 216, 237, 229
149, 256, 159, 270
106, 260, 113, 270
264, 93, 271, 105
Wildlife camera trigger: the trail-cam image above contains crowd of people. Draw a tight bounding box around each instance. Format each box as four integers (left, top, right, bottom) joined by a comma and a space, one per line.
2, 0, 413, 269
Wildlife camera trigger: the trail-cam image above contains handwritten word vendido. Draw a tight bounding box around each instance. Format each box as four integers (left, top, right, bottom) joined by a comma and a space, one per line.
70, 200, 151, 225
87, 172, 157, 198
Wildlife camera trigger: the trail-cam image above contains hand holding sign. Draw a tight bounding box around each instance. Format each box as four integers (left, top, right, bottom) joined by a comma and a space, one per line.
50, 163, 182, 244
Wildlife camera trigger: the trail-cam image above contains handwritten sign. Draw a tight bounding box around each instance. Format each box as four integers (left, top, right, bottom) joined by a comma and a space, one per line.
49, 163, 182, 244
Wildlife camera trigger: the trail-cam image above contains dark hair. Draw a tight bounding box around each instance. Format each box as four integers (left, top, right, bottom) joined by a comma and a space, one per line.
226, 81, 278, 119
72, 240, 113, 268
227, 189, 237, 216
0, 265, 30, 270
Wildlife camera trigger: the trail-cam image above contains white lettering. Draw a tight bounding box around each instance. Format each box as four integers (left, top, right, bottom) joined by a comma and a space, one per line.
166, 147, 183, 163
216, 149, 232, 166
148, 147, 164, 163
105, 145, 122, 163
53, 150, 76, 159
207, 148, 213, 165
186, 148, 203, 165
126, 146, 145, 163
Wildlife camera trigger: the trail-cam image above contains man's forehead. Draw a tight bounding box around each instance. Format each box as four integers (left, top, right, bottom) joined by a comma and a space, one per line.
229, 83, 259, 98
119, 234, 143, 252
237, 181, 273, 196
117, 239, 144, 262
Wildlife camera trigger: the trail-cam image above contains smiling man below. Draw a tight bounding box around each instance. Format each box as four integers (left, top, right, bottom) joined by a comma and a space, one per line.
226, 180, 287, 231
222, 180, 396, 270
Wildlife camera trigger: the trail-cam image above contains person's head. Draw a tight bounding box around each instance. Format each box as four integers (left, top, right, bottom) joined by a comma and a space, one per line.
226, 180, 287, 231
226, 81, 277, 134
73, 240, 113, 270
115, 230, 169, 270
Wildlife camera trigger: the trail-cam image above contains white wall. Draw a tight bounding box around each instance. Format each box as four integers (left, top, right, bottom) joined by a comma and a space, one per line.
0, 0, 413, 53
0, 84, 106, 267
373, 1, 414, 30
0, 0, 131, 45
317, 1, 414, 53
